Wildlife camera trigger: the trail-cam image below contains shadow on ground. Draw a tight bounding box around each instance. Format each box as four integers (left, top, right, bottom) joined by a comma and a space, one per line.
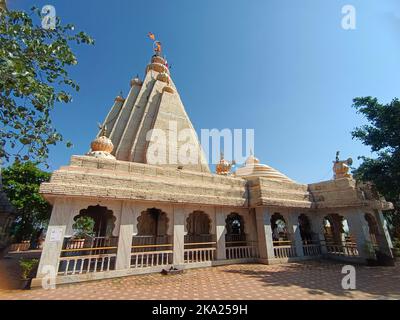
222, 260, 400, 299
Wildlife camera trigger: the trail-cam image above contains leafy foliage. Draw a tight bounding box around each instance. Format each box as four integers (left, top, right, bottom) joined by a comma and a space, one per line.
1, 161, 51, 241
351, 97, 400, 238
0, 6, 94, 164
19, 258, 39, 279
72, 216, 95, 238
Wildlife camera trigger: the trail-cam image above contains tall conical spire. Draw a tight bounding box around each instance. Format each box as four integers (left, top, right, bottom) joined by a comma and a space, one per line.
91, 42, 210, 173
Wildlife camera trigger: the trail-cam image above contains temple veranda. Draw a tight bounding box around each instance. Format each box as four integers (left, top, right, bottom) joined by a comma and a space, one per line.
32, 53, 394, 287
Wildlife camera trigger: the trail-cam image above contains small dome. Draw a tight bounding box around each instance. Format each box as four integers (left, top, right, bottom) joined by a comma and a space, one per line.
236, 154, 294, 183
90, 136, 114, 153
130, 77, 143, 87
245, 154, 260, 165
157, 72, 170, 84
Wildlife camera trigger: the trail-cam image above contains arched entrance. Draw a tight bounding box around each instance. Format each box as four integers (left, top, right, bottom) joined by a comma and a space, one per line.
131, 208, 172, 268
271, 213, 289, 243
364, 213, 379, 247
186, 211, 212, 243
298, 214, 314, 244
75, 205, 116, 238
184, 211, 215, 262
225, 212, 246, 246
323, 214, 357, 256
133, 208, 170, 247
69, 205, 118, 249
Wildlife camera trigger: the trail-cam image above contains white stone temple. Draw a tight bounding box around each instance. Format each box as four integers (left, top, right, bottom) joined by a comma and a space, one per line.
32, 45, 394, 287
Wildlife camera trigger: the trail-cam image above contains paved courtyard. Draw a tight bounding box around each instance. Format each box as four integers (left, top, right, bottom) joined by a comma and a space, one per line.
0, 260, 399, 300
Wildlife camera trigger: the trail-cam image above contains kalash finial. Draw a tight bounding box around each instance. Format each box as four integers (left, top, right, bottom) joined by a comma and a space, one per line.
86, 123, 115, 160
147, 32, 162, 56
332, 151, 353, 179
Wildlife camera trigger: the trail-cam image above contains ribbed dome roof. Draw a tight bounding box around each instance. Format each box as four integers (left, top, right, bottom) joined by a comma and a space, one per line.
235, 155, 294, 183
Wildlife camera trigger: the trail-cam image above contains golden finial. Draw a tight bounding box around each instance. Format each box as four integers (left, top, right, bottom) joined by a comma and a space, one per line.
216, 152, 235, 175
332, 151, 353, 179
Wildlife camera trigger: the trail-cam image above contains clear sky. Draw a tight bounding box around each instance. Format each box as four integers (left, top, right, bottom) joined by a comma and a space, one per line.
8, 0, 400, 183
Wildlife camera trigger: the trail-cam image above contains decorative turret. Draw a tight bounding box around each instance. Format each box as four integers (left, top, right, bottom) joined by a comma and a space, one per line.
216, 153, 235, 175
333, 151, 353, 179
114, 94, 125, 103
87, 125, 116, 160
130, 76, 143, 87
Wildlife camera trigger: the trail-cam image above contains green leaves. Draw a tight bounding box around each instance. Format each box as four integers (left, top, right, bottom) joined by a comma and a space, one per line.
2, 161, 52, 241
0, 7, 94, 164
352, 97, 400, 239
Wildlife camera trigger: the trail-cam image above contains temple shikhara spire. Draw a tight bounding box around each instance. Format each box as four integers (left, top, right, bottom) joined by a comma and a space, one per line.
89, 34, 209, 172
32, 37, 395, 288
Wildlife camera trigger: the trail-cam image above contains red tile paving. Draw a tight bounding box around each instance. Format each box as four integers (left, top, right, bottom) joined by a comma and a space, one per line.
1, 260, 400, 300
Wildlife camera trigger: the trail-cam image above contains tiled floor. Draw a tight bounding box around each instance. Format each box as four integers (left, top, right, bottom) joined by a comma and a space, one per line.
1, 260, 400, 300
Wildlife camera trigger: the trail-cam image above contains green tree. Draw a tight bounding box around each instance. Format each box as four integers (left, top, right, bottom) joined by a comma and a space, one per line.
351, 97, 400, 238
0, 3, 94, 164
1, 161, 51, 241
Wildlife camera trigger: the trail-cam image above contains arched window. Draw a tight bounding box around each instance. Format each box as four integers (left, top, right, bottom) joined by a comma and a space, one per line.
323, 214, 345, 245
225, 212, 246, 245
134, 208, 169, 246
74, 205, 115, 238
186, 211, 212, 243
365, 213, 379, 246
298, 214, 313, 244
271, 213, 289, 243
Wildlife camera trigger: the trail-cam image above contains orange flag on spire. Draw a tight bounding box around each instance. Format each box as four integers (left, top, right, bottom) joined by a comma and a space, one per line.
148, 32, 155, 41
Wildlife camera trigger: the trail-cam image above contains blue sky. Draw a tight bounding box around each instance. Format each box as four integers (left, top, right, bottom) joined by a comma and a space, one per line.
8, 0, 400, 183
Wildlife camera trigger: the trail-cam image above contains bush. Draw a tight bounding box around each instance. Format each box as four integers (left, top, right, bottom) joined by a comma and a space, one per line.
19, 258, 39, 280
72, 216, 95, 238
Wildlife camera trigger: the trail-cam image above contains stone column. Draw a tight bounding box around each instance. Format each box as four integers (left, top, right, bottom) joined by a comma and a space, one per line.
373, 210, 393, 256
215, 209, 226, 260
255, 207, 275, 262
287, 212, 304, 258
311, 214, 327, 254
115, 201, 135, 270
345, 210, 373, 260
36, 199, 70, 278
173, 206, 185, 266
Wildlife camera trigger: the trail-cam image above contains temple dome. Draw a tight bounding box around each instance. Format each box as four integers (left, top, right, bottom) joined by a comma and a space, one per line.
245, 154, 260, 165
87, 136, 115, 160
235, 154, 294, 183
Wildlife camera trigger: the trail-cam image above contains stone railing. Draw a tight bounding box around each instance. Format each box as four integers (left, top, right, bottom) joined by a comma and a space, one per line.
226, 243, 258, 260
302, 243, 322, 256
273, 241, 297, 259
325, 242, 359, 257
184, 247, 216, 263
9, 241, 31, 252
130, 242, 173, 268
58, 253, 116, 275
